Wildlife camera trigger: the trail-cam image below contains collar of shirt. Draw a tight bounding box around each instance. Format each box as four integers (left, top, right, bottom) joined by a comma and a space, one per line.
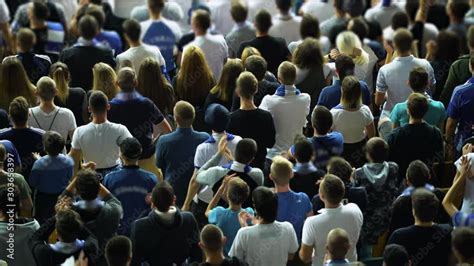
318, 203, 344, 214
234, 21, 251, 30
399, 183, 435, 198
49, 239, 85, 254
75, 37, 95, 47
205, 132, 235, 143
324, 259, 351, 265
276, 13, 295, 21
294, 162, 318, 174
394, 55, 415, 62
275, 84, 301, 96
223, 161, 251, 173
115, 90, 142, 101
176, 127, 194, 135
467, 76, 474, 84
73, 198, 105, 210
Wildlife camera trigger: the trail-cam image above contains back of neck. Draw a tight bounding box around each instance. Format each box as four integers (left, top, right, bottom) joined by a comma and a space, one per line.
240, 99, 257, 110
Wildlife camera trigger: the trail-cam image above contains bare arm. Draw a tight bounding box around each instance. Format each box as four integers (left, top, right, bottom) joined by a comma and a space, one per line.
443, 154, 470, 217
182, 170, 200, 212
375, 91, 386, 108
299, 244, 314, 264
153, 119, 173, 141
366, 122, 376, 139
68, 148, 82, 176
20, 198, 33, 218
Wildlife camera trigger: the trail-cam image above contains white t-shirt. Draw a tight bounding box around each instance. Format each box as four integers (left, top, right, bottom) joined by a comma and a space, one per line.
364, 3, 402, 29
299, 0, 334, 23
269, 14, 302, 45
302, 203, 363, 266
330, 105, 374, 144
208, 0, 234, 35
71, 121, 132, 169
0, 0, 9, 24
28, 106, 77, 141
116, 44, 166, 73
229, 221, 299, 266
288, 37, 332, 55
259, 85, 311, 159
455, 154, 474, 214
376, 55, 436, 113
383, 23, 439, 56
112, 0, 146, 18
247, 0, 278, 21
169, 0, 193, 33
185, 33, 228, 80
49, 0, 77, 20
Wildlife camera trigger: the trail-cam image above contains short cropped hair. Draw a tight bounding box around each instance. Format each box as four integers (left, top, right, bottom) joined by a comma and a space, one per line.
123, 19, 141, 42
148, 0, 165, 13
85, 4, 106, 28
327, 157, 352, 183
230, 0, 248, 23
237, 71, 258, 99
276, 0, 291, 12
174, 101, 195, 127
320, 174, 345, 205
200, 224, 225, 252
406, 160, 430, 187
326, 228, 351, 260
448, 1, 470, 19
366, 137, 389, 163
78, 15, 99, 40
245, 56, 267, 81
391, 11, 409, 30
32, 1, 49, 21
393, 28, 413, 53
452, 227, 474, 262
335, 55, 355, 82
151, 181, 174, 212
412, 188, 439, 223
278, 61, 296, 85
106, 236, 132, 266
311, 106, 333, 135
254, 9, 272, 33
270, 156, 293, 186
383, 244, 409, 266
16, 28, 36, 52
235, 138, 257, 165
192, 9, 211, 31
300, 15, 320, 39
117, 67, 136, 92
227, 178, 250, 205
407, 93, 428, 120
252, 186, 278, 222
9, 97, 29, 126
409, 67, 429, 93
89, 90, 109, 114
43, 131, 65, 156
37, 76, 57, 101
76, 169, 100, 201
293, 136, 314, 163
56, 209, 83, 243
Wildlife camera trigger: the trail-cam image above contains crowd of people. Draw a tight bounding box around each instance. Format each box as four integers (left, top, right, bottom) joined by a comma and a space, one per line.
0, 0, 474, 265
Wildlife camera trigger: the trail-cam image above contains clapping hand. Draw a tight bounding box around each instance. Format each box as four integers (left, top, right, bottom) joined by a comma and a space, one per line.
55, 195, 73, 214
238, 211, 256, 228
459, 155, 472, 180
218, 137, 234, 161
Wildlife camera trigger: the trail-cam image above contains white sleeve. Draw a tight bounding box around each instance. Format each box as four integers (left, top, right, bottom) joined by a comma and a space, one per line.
71, 128, 81, 150
66, 109, 77, 131
0, 0, 9, 23
259, 96, 270, 111
193, 144, 207, 168
301, 218, 315, 247
287, 223, 299, 253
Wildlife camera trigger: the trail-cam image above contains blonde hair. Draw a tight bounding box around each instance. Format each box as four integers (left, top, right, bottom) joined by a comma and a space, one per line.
336, 31, 369, 66
241, 47, 261, 65
176, 46, 214, 106
49, 62, 70, 103
0, 57, 36, 110
92, 62, 119, 100
209, 59, 244, 103
270, 155, 294, 185
340, 76, 362, 110
137, 58, 175, 115
173, 100, 195, 127
277, 61, 296, 85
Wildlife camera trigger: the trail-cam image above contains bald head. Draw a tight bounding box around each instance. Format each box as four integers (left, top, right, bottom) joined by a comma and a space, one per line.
326, 228, 351, 260
37, 76, 57, 101
174, 101, 195, 128
117, 67, 137, 92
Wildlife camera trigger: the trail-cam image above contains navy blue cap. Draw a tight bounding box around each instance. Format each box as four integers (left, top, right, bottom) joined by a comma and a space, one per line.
205, 104, 230, 133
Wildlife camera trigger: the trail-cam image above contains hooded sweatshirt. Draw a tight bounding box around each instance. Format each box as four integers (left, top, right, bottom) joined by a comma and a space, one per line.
0, 218, 39, 266
131, 208, 202, 266
355, 161, 400, 244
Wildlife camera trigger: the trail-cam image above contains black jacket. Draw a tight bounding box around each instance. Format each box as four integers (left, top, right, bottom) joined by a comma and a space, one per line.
131, 208, 201, 266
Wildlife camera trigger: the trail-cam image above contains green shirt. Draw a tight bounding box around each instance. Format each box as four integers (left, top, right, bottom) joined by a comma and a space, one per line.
390, 99, 447, 128
0, 172, 31, 200
441, 54, 471, 107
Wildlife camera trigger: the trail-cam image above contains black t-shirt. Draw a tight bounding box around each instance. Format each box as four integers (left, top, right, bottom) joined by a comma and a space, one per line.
227, 109, 276, 170
108, 93, 164, 159
237, 36, 290, 75
0, 109, 9, 129
54, 87, 88, 127
388, 224, 452, 266
291, 170, 325, 200
0, 128, 44, 179
189, 257, 248, 266
387, 123, 443, 182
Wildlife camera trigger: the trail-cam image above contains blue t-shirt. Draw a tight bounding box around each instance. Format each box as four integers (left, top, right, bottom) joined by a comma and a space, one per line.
447, 77, 474, 150
29, 154, 74, 194
453, 211, 474, 228
142, 20, 181, 72
155, 128, 209, 206
276, 191, 312, 241
95, 30, 123, 55
391, 98, 446, 128
0, 140, 21, 169
103, 165, 157, 235
208, 206, 254, 254
109, 91, 165, 159
317, 80, 372, 110
290, 132, 344, 169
